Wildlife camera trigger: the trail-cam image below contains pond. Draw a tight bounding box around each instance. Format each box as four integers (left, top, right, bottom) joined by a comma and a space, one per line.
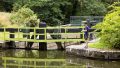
0, 49, 120, 68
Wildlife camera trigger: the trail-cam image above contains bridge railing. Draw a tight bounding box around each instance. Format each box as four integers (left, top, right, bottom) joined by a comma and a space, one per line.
0, 26, 86, 42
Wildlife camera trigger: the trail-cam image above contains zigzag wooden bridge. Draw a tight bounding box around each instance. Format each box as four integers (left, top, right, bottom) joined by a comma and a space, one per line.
0, 26, 92, 50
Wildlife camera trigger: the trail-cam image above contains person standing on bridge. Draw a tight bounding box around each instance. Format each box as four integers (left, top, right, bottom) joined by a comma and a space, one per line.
82, 21, 90, 48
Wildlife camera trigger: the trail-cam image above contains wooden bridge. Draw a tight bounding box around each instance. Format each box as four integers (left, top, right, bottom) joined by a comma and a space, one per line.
0, 26, 97, 50
0, 26, 86, 42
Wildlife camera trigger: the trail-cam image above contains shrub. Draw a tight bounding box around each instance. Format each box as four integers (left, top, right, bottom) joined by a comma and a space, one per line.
94, 2, 120, 49
10, 7, 39, 27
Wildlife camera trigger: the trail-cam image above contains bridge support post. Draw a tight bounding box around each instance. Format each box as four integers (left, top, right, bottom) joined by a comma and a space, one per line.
50, 35, 64, 50
25, 35, 37, 50
26, 35, 47, 50
38, 33, 47, 50
5, 29, 16, 49
39, 42, 47, 50
38, 22, 47, 51
26, 22, 47, 50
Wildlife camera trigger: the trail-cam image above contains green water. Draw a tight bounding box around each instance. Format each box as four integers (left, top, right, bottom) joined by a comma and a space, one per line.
0, 49, 120, 68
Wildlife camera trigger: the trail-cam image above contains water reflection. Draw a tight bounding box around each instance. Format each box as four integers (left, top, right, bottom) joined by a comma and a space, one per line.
66, 55, 120, 68
1, 50, 68, 68
2, 50, 65, 59
0, 50, 120, 68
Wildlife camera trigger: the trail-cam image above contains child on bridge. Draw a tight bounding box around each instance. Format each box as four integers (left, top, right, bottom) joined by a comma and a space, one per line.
82, 21, 90, 48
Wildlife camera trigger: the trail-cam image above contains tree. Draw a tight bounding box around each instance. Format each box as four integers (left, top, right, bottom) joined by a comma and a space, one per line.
75, 0, 107, 16
0, 0, 13, 11
1, 0, 118, 25
10, 7, 39, 27
12, 0, 71, 26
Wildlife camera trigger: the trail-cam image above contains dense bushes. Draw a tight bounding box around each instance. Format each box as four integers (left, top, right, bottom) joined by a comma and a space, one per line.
95, 2, 120, 49
10, 7, 39, 27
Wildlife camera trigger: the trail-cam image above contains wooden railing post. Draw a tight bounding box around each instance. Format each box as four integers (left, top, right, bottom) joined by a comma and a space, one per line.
45, 28, 47, 41
18, 27, 20, 41
4, 27, 5, 41
34, 28, 36, 40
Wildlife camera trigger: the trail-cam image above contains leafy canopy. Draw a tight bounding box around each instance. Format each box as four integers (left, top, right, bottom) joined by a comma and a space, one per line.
12, 0, 71, 26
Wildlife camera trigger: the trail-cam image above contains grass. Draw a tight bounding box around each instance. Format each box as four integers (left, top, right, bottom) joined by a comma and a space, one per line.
0, 12, 11, 26
0, 12, 20, 27
88, 41, 111, 49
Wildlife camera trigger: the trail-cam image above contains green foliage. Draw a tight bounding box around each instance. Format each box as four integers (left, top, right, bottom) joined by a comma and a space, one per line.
108, 2, 120, 12
75, 0, 107, 16
11, 0, 71, 26
10, 0, 107, 25
10, 7, 39, 27
94, 2, 120, 49
0, 1, 13, 12
88, 42, 110, 49
1, 0, 119, 26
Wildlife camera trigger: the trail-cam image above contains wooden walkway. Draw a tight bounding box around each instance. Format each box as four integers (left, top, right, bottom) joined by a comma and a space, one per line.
0, 26, 86, 43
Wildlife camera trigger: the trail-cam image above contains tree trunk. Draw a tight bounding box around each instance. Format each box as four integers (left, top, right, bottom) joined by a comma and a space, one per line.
6, 31, 16, 49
